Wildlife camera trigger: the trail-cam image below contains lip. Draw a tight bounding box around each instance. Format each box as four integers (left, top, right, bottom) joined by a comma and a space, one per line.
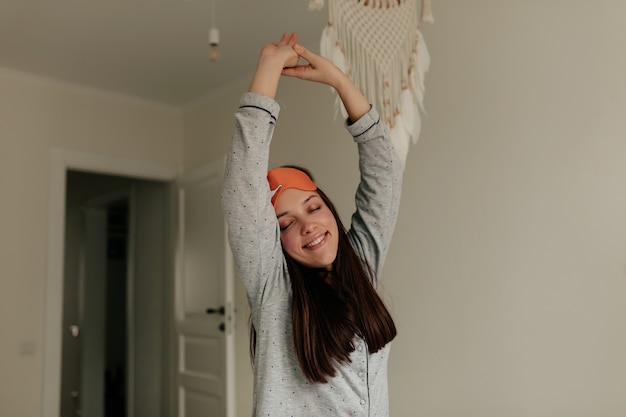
303, 232, 327, 249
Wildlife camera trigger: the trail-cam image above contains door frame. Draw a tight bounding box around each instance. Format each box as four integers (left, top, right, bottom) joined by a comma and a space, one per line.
42, 149, 179, 416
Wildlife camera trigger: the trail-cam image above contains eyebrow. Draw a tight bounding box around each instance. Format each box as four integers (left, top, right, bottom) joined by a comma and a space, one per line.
276, 194, 319, 219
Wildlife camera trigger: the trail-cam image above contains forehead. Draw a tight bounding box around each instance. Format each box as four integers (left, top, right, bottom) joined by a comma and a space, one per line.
274, 188, 319, 214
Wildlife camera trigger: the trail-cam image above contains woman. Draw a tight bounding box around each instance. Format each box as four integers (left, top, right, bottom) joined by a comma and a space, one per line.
222, 32, 403, 416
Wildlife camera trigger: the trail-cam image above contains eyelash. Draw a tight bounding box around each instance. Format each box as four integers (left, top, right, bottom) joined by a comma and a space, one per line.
279, 206, 321, 231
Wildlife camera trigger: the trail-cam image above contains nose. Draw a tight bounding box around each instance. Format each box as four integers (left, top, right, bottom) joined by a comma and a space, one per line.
300, 219, 317, 235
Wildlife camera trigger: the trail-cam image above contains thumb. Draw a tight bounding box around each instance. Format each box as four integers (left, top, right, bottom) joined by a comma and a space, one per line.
294, 44, 313, 60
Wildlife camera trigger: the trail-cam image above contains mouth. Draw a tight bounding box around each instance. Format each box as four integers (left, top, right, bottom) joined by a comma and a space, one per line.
304, 232, 327, 249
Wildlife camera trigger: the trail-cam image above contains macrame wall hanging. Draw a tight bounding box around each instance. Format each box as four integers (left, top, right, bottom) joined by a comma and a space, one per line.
308, 0, 433, 165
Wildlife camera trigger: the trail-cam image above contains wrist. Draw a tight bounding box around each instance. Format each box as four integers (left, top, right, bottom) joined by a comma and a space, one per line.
330, 72, 353, 95
248, 55, 288, 98
258, 53, 290, 72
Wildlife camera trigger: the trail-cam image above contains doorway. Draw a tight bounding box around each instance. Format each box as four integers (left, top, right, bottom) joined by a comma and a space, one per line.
60, 170, 171, 417
43, 150, 235, 417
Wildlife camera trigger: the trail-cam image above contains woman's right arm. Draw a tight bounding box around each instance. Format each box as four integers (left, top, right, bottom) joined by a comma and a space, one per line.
221, 34, 299, 309
222, 93, 282, 310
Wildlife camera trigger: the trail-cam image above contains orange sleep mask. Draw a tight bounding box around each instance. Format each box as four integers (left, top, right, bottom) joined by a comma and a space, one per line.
267, 167, 317, 207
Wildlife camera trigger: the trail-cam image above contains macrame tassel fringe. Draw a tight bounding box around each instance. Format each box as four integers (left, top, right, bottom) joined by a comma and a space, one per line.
421, 0, 434, 23
320, 0, 431, 165
320, 24, 349, 120
413, 28, 430, 114
389, 28, 430, 164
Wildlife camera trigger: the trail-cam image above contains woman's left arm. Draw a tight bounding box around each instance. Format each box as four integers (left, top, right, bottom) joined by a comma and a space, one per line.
282, 43, 403, 279
347, 110, 403, 283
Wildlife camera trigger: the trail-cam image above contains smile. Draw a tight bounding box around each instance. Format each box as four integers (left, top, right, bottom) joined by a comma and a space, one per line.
304, 233, 326, 249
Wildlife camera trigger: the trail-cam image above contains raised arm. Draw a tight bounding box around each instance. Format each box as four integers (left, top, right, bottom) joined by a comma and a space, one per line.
282, 43, 403, 280
222, 34, 300, 310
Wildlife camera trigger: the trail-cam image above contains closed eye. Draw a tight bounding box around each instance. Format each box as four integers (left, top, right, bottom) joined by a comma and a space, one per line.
279, 220, 294, 231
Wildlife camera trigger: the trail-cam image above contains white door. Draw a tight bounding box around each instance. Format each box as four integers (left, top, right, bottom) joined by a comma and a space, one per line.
175, 157, 235, 417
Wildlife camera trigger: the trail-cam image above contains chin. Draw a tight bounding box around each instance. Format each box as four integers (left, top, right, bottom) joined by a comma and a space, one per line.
319, 256, 337, 270
304, 256, 335, 270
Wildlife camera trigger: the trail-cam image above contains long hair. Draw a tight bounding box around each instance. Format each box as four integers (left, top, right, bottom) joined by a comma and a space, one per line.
252, 166, 397, 384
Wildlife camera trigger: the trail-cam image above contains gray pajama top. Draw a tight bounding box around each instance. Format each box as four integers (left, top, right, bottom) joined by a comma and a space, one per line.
222, 92, 402, 417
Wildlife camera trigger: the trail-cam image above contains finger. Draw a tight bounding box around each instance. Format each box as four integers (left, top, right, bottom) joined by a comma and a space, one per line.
277, 33, 289, 46
293, 44, 311, 59
294, 44, 314, 61
287, 32, 298, 47
281, 67, 296, 77
281, 65, 307, 78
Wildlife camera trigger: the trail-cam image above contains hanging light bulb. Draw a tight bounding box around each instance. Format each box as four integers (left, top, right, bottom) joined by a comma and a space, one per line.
209, 27, 219, 61
208, 0, 219, 62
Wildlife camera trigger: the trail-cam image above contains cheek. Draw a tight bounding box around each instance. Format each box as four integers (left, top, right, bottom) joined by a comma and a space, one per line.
324, 212, 339, 232
279, 231, 299, 254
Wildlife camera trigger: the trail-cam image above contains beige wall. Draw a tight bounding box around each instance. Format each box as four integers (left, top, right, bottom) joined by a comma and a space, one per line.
401, 2, 626, 415
2, 0, 626, 416
0, 69, 183, 417
185, 1, 626, 417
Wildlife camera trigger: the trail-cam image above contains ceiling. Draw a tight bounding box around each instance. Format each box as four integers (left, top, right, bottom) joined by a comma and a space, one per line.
0, 0, 328, 106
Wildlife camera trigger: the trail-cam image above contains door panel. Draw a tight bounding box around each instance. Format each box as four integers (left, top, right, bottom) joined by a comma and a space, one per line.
176, 158, 234, 417
183, 390, 221, 417
181, 176, 222, 313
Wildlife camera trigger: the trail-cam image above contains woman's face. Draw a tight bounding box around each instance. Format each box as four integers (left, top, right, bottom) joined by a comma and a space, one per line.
274, 188, 339, 270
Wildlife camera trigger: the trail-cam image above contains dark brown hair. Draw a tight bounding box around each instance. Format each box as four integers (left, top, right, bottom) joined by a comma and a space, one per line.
252, 166, 397, 384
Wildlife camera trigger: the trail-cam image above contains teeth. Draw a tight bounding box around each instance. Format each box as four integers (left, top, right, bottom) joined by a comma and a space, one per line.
306, 235, 324, 248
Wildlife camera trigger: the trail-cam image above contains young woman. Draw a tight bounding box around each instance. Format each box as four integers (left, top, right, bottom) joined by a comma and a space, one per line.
222, 33, 403, 416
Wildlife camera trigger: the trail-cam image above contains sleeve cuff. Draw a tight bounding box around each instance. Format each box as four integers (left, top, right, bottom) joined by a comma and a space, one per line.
345, 106, 383, 143
239, 92, 281, 121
